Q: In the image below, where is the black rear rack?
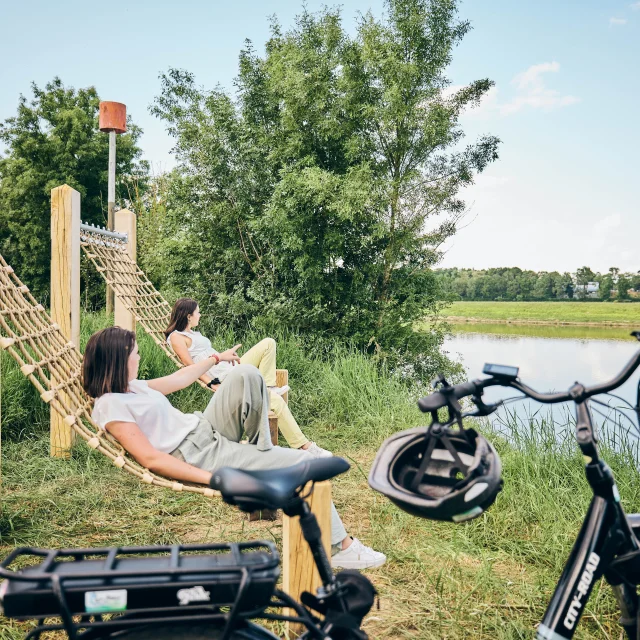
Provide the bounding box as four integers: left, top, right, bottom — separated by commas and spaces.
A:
0, 541, 283, 640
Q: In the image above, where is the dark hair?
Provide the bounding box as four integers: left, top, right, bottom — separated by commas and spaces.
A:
164, 298, 199, 339
83, 327, 136, 398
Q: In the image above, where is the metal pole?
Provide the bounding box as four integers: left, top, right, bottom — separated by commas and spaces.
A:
106, 130, 116, 314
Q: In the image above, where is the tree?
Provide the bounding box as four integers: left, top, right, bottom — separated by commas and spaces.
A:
599, 275, 613, 301
533, 272, 554, 300
0, 78, 147, 301
151, 0, 499, 357
617, 274, 632, 301
574, 266, 595, 299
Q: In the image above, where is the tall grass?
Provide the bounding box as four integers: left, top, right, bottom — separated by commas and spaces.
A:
2, 313, 640, 638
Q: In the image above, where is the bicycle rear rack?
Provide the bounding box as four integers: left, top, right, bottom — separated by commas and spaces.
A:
0, 541, 282, 640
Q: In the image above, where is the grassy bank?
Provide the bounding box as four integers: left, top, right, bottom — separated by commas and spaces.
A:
2, 316, 640, 638
450, 322, 637, 341
445, 301, 640, 326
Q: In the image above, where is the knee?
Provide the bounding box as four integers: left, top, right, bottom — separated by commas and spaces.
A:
263, 337, 276, 351
226, 363, 262, 384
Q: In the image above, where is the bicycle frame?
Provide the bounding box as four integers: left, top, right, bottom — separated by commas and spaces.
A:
537, 400, 640, 640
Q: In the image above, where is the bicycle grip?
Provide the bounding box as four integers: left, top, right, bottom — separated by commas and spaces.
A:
417, 380, 478, 413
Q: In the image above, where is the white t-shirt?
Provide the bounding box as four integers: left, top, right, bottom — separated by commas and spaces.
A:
91, 379, 199, 454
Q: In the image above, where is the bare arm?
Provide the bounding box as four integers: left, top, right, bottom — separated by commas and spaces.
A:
147, 357, 221, 396
105, 420, 212, 485
170, 333, 215, 386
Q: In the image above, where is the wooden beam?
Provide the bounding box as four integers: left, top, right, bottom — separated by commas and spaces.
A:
50, 185, 81, 457
283, 481, 332, 638
114, 208, 137, 333
276, 368, 289, 404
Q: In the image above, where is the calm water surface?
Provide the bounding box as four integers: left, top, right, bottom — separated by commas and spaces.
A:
444, 324, 640, 441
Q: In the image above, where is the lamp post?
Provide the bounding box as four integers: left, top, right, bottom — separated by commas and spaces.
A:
99, 101, 127, 315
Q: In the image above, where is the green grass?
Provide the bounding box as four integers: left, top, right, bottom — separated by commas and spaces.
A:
2, 314, 640, 638
450, 322, 637, 341
445, 301, 640, 325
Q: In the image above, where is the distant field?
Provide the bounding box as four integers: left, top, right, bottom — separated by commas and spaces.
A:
445, 301, 640, 325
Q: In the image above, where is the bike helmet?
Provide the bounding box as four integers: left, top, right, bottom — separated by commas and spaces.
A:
368, 424, 502, 522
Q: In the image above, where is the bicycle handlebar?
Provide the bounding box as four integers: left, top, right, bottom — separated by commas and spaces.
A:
418, 340, 640, 413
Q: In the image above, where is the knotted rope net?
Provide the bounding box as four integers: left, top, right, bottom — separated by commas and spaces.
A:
80, 226, 185, 370
0, 252, 217, 497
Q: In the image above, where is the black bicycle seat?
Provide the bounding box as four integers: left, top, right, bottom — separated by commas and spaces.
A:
210, 457, 350, 512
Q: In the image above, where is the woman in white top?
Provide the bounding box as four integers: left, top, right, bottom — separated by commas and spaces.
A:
165, 298, 330, 458
83, 326, 386, 570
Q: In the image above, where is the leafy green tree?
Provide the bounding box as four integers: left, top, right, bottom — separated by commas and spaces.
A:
151, 0, 499, 358
599, 276, 613, 301
0, 78, 147, 301
617, 274, 632, 301
533, 273, 554, 300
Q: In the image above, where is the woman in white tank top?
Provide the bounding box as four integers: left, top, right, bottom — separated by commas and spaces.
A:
165, 298, 331, 459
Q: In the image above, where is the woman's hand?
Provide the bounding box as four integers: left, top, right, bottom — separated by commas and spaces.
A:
218, 344, 242, 365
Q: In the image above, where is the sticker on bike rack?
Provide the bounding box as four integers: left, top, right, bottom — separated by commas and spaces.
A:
177, 586, 211, 605
85, 589, 128, 613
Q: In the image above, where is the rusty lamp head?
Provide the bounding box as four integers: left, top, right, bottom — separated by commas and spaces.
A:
99, 102, 127, 134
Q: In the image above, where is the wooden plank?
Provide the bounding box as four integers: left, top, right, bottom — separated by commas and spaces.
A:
269, 413, 278, 445
283, 481, 331, 638
50, 185, 80, 457
114, 208, 137, 332
276, 368, 289, 404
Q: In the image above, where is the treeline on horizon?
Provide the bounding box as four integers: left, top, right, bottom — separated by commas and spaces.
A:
437, 267, 640, 302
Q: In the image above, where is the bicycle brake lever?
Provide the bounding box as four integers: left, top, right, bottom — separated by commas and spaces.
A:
462, 398, 504, 418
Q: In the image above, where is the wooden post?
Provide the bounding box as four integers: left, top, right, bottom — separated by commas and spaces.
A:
276, 368, 289, 404
114, 208, 136, 332
283, 481, 332, 639
51, 185, 80, 457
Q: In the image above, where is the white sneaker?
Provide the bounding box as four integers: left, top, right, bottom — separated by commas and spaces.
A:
331, 537, 386, 570
268, 385, 290, 396
303, 442, 333, 458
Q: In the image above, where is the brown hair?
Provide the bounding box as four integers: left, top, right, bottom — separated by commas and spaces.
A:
164, 298, 199, 339
83, 327, 136, 398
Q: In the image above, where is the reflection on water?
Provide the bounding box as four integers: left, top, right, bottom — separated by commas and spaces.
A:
445, 325, 640, 447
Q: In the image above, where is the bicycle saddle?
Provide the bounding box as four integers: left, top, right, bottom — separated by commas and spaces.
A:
210, 457, 350, 512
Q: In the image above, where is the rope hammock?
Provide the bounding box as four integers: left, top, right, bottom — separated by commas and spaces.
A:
0, 253, 217, 498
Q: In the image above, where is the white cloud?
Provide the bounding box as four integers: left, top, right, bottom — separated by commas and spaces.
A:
443, 63, 578, 120
593, 212, 622, 235
499, 62, 580, 115
609, 17, 628, 25
629, 2, 640, 10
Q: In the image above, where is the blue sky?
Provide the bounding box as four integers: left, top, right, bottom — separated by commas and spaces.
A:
1, 0, 638, 274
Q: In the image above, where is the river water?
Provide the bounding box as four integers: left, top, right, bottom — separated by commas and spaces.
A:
444, 323, 640, 447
